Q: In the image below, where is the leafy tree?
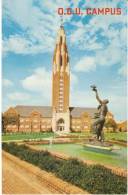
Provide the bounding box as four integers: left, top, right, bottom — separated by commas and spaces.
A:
105, 118, 117, 132
2, 114, 20, 132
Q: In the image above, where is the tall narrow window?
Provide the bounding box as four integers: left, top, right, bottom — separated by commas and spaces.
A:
60, 36, 62, 44
60, 55, 62, 66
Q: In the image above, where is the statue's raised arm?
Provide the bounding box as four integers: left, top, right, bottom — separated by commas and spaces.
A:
95, 90, 102, 104
90, 85, 102, 104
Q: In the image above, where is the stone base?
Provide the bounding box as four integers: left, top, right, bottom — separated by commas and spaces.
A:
86, 138, 113, 147
83, 138, 114, 152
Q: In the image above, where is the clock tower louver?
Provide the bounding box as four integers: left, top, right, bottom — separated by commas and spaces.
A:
52, 25, 70, 132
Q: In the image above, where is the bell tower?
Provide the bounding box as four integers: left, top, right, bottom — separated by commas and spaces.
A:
52, 24, 70, 133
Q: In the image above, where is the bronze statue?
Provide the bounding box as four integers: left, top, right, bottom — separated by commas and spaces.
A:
91, 85, 109, 142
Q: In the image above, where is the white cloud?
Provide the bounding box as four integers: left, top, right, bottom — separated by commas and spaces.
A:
71, 90, 96, 107
21, 66, 79, 103
95, 47, 122, 67
70, 72, 78, 85
3, 79, 13, 87
3, 34, 54, 54
74, 56, 96, 72
69, 0, 127, 75
73, 32, 126, 73
3, 0, 72, 54
21, 67, 52, 101
118, 65, 127, 77
108, 94, 127, 121
3, 35, 32, 54
7, 92, 30, 101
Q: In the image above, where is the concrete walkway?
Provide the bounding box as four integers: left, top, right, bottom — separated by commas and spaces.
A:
2, 153, 59, 194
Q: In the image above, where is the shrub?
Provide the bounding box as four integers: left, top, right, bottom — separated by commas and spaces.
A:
56, 158, 87, 186
38, 155, 63, 172
2, 143, 127, 194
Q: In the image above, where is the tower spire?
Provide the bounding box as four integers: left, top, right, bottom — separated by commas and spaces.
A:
60, 15, 64, 28
52, 24, 70, 133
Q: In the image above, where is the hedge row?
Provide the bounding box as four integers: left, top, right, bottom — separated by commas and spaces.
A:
2, 142, 127, 194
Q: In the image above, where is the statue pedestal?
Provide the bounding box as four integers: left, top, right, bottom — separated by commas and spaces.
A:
83, 138, 113, 153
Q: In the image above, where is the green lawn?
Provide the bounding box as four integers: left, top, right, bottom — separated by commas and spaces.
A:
105, 132, 127, 141
2, 132, 54, 141
70, 132, 127, 141
2, 131, 127, 142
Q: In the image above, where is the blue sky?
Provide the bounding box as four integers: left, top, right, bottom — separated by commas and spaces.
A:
2, 0, 127, 121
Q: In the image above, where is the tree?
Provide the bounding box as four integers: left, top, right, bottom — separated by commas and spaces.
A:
2, 114, 20, 133
105, 119, 117, 132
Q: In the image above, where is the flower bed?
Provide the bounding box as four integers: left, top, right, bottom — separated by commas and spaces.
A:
2, 142, 127, 194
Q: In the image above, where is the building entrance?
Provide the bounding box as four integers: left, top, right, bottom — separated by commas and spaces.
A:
57, 118, 64, 131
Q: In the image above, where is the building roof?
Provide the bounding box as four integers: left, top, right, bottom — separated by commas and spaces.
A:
70, 107, 97, 118
14, 105, 97, 118
15, 105, 52, 117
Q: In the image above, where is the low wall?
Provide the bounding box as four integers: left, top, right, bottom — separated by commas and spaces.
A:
3, 151, 88, 194
27, 139, 75, 145
109, 140, 127, 147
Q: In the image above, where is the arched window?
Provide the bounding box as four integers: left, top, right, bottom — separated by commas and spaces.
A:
57, 118, 64, 124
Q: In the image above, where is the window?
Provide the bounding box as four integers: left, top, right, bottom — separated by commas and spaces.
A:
59, 96, 63, 99
20, 125, 24, 128
60, 36, 62, 44
33, 125, 38, 128
60, 55, 62, 66
7, 125, 11, 128
47, 125, 51, 128
25, 125, 29, 128
33, 119, 38, 122
84, 125, 88, 128
41, 125, 45, 128
59, 97, 63, 100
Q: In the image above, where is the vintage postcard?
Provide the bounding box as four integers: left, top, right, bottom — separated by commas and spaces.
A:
2, 0, 127, 194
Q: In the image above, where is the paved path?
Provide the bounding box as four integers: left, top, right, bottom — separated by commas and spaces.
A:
2, 153, 58, 194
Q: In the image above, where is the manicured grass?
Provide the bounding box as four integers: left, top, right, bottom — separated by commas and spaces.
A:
2, 132, 54, 141
69, 132, 127, 141
104, 132, 127, 141
2, 131, 127, 142
69, 132, 91, 137
70, 132, 127, 141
